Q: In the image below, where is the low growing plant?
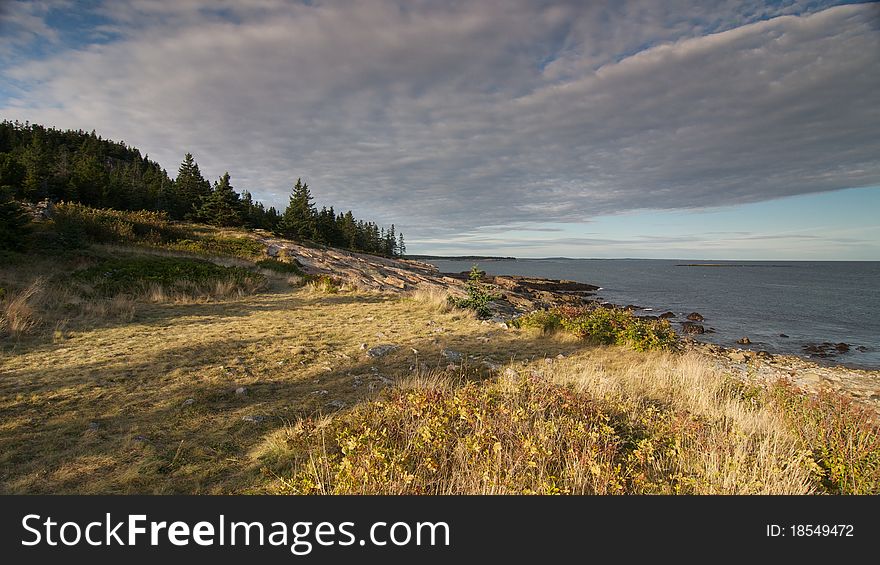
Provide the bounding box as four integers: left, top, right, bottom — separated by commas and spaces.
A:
450, 265, 500, 319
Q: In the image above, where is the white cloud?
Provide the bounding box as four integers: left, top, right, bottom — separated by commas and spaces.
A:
1, 1, 878, 243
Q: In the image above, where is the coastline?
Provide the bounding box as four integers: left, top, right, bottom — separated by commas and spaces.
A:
255, 240, 880, 417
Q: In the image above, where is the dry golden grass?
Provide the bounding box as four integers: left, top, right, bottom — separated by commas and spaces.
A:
0, 255, 582, 493
405, 284, 455, 312
1, 240, 868, 495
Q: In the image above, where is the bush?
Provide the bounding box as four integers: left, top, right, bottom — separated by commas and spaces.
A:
0, 189, 31, 250
70, 255, 265, 297
511, 304, 677, 351
768, 380, 880, 494
304, 274, 342, 294
451, 265, 500, 318
256, 257, 305, 275
512, 310, 562, 333
51, 203, 180, 247
166, 236, 265, 259
279, 373, 690, 495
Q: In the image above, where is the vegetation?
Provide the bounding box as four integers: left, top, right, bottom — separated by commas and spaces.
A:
450, 265, 500, 318
255, 258, 305, 275
0, 120, 406, 257
70, 255, 265, 297
766, 380, 880, 495
167, 235, 266, 259
0, 187, 30, 250
514, 305, 677, 351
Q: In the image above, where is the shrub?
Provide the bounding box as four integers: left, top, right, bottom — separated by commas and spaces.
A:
451, 265, 500, 319
513, 310, 562, 333
256, 257, 305, 275
304, 274, 342, 294
511, 305, 677, 351
51, 203, 181, 247
278, 373, 694, 495
0, 189, 31, 250
69, 255, 265, 298
767, 379, 880, 494
166, 236, 265, 259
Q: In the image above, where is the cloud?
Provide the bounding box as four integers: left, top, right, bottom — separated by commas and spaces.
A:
1, 1, 878, 243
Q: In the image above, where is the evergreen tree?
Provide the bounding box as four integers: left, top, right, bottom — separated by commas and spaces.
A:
277, 178, 316, 241
397, 233, 406, 257
194, 172, 243, 226
21, 133, 49, 200
174, 153, 211, 219
0, 187, 30, 250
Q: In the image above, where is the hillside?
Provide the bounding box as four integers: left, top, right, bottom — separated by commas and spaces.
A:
1, 209, 879, 494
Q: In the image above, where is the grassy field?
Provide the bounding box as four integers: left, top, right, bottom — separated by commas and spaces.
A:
2, 225, 878, 494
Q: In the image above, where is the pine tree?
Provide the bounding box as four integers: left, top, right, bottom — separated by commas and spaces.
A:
0, 187, 30, 250
277, 178, 316, 241
397, 233, 406, 257
194, 172, 244, 226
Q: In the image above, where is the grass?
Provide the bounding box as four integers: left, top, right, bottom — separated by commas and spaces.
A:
70, 255, 265, 297
1, 222, 877, 494
264, 351, 816, 494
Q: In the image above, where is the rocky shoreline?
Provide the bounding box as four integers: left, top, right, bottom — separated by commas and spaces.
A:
252, 234, 880, 416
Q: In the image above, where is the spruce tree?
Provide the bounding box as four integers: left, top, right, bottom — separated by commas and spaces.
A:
277, 178, 316, 241
0, 187, 30, 250
194, 172, 244, 226
397, 233, 406, 257
174, 153, 211, 219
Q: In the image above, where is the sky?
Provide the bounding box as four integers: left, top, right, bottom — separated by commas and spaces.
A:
1, 0, 878, 259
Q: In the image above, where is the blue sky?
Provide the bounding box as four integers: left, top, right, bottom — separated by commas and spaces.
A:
1, 0, 878, 259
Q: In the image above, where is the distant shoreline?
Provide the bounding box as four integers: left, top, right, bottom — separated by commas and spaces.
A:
408, 255, 517, 261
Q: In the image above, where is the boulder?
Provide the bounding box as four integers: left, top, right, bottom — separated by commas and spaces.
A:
659, 311, 676, 319
367, 344, 398, 358
686, 312, 704, 322
679, 321, 705, 335
441, 349, 463, 363
736, 336, 751, 345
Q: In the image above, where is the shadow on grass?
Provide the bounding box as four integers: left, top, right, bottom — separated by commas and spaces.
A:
0, 326, 595, 494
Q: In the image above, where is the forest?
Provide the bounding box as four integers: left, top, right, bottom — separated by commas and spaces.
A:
0, 120, 404, 257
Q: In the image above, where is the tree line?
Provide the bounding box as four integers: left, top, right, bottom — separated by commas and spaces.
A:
0, 120, 405, 257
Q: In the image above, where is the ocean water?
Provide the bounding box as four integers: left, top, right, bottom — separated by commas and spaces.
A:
426, 259, 880, 369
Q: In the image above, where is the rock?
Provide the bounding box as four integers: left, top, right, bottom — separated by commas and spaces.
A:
659, 311, 676, 319
556, 353, 566, 359
480, 360, 501, 371
235, 387, 248, 396
736, 337, 751, 345
242, 415, 267, 423
326, 400, 346, 410
367, 344, 398, 358
686, 312, 704, 322
728, 351, 747, 363
359, 343, 368, 350
441, 348, 463, 363
779, 333, 789, 338
679, 321, 705, 334
233, 356, 245, 365
132, 435, 150, 443
311, 390, 329, 396
503, 368, 518, 378
835, 343, 850, 353
182, 398, 195, 406
383, 276, 407, 289
266, 244, 282, 257
88, 422, 101, 431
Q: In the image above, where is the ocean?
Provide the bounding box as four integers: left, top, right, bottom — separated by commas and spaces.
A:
425, 259, 880, 369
